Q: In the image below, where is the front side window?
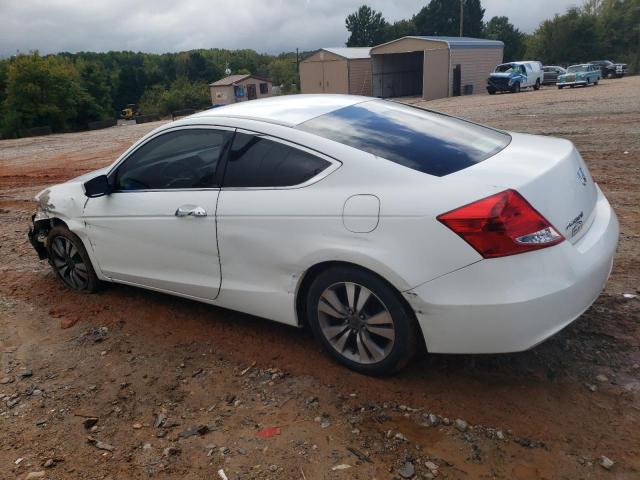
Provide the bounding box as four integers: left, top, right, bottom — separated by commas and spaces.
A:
114, 129, 232, 190
297, 100, 511, 177
223, 133, 330, 188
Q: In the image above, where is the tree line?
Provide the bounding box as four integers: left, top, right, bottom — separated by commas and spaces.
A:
1, 0, 637, 138
0, 49, 300, 138
346, 0, 639, 70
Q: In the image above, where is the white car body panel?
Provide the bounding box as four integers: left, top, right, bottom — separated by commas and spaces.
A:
31, 94, 619, 355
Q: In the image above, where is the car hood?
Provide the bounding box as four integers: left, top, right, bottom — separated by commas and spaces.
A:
489, 72, 517, 79
33, 168, 107, 221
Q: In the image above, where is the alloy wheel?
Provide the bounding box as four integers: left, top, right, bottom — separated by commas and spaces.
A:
50, 236, 90, 290
317, 282, 395, 364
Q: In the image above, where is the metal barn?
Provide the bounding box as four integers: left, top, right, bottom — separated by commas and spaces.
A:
299, 48, 372, 96
370, 36, 504, 100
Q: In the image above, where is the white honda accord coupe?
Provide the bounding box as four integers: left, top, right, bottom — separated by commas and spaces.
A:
28, 95, 618, 375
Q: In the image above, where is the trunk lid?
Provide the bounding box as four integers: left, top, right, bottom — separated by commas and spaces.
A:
456, 132, 598, 244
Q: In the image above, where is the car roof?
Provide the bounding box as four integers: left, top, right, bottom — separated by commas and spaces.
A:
190, 94, 371, 127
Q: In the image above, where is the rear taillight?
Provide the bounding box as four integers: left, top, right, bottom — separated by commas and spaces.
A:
437, 189, 564, 258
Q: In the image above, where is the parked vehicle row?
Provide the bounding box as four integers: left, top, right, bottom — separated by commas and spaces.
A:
488, 58, 627, 94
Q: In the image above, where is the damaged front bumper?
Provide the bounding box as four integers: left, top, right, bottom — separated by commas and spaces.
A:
28, 213, 49, 260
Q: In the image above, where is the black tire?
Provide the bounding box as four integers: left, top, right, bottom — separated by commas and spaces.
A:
487, 88, 496, 95
46, 226, 100, 293
511, 83, 521, 93
558, 85, 563, 89
533, 79, 541, 90
594, 79, 599, 85
306, 266, 418, 376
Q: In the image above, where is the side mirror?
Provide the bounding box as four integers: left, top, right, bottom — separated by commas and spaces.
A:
84, 175, 111, 198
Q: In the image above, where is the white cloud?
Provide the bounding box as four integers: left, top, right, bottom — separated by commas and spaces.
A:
0, 0, 584, 57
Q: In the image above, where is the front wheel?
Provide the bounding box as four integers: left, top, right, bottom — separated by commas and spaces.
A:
533, 79, 541, 90
511, 83, 521, 93
306, 266, 418, 375
46, 226, 100, 293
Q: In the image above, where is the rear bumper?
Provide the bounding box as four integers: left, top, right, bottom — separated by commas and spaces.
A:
404, 185, 618, 354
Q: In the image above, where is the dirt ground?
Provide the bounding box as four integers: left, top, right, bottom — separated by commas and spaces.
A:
1, 76, 639, 480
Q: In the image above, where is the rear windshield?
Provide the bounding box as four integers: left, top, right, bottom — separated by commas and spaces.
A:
297, 100, 510, 177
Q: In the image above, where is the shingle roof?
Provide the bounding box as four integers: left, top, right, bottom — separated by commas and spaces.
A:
322, 47, 371, 59
209, 74, 271, 87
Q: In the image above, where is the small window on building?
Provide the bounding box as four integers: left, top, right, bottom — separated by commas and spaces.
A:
259, 83, 269, 94
223, 133, 331, 188
234, 85, 245, 97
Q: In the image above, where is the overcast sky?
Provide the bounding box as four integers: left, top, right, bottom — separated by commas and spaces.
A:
0, 0, 583, 57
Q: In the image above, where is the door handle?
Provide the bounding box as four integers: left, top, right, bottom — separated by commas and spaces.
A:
175, 205, 207, 217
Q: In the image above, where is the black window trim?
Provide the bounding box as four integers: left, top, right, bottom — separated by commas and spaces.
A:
105, 125, 236, 193
218, 128, 341, 191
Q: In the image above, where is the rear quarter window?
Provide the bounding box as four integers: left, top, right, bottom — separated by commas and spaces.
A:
297, 100, 510, 177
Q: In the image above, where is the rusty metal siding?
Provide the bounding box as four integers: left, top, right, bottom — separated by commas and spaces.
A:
348, 58, 372, 96
449, 48, 503, 95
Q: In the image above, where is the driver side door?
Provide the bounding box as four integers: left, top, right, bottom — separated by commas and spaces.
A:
83, 126, 234, 300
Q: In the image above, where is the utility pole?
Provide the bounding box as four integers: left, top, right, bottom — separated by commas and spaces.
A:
459, 0, 464, 37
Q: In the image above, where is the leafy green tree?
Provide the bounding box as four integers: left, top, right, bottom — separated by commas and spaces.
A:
526, 7, 600, 64
1, 52, 84, 136
483, 16, 527, 61
596, 0, 640, 71
269, 57, 298, 92
139, 77, 210, 116
414, 0, 485, 37
345, 5, 388, 46
384, 19, 417, 40
76, 59, 113, 121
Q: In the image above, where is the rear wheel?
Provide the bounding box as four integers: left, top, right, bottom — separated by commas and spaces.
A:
46, 226, 100, 293
533, 79, 541, 90
487, 87, 496, 95
558, 85, 564, 89
306, 266, 418, 375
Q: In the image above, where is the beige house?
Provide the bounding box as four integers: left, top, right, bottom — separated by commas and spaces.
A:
370, 36, 503, 100
209, 74, 272, 106
300, 48, 372, 96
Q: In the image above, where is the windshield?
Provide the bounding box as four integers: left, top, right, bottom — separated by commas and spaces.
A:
567, 65, 587, 73
495, 64, 518, 73
297, 100, 511, 177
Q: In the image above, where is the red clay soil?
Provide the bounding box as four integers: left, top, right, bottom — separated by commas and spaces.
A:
0, 77, 638, 479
